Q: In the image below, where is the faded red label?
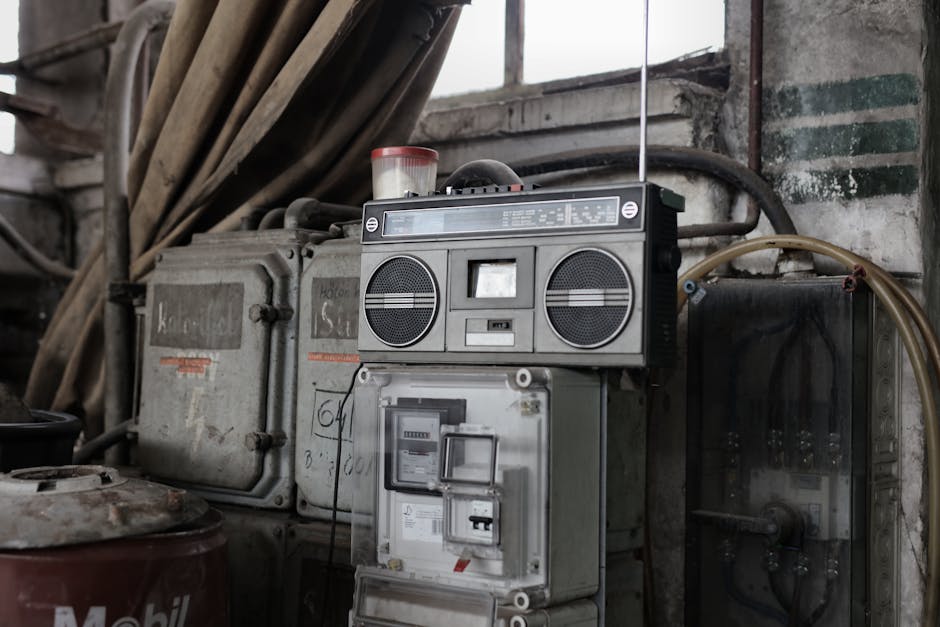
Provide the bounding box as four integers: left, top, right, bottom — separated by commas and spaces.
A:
307, 352, 360, 363
159, 356, 213, 375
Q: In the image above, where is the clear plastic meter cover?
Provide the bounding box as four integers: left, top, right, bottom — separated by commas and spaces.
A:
351, 372, 382, 566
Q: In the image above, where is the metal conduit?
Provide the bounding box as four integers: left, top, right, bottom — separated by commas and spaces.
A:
103, 0, 175, 465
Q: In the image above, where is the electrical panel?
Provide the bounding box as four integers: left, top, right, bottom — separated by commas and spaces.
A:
686, 279, 898, 626
137, 229, 328, 509
350, 365, 602, 625
294, 224, 363, 520
357, 183, 683, 367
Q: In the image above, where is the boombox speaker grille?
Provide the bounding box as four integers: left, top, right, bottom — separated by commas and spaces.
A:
365, 256, 438, 347
545, 248, 633, 348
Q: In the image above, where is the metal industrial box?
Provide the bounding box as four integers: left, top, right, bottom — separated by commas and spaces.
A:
351, 365, 601, 622
219, 505, 355, 627
686, 279, 899, 626
295, 223, 363, 520
137, 229, 327, 509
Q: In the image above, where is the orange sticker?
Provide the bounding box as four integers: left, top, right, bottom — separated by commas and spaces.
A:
307, 352, 360, 363
159, 356, 213, 375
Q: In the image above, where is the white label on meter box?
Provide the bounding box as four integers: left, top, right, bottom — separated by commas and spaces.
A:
401, 503, 443, 543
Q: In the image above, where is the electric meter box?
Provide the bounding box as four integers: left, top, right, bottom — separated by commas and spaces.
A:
295, 223, 363, 519
686, 279, 892, 627
137, 229, 327, 509
350, 365, 601, 613
357, 183, 683, 368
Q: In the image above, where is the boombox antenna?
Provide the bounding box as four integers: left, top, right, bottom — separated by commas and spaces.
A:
638, 0, 650, 182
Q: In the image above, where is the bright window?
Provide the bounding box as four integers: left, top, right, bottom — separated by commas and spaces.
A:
432, 0, 506, 97
0, 1, 18, 154
432, 0, 725, 97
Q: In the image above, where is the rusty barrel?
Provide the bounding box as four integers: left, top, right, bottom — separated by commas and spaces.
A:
0, 466, 229, 627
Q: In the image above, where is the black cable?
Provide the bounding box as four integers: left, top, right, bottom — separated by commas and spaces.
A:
807, 308, 840, 435
728, 317, 800, 432
509, 145, 799, 237
320, 364, 363, 627
788, 569, 804, 627
440, 159, 523, 190
722, 559, 789, 625
806, 575, 835, 625
767, 311, 808, 436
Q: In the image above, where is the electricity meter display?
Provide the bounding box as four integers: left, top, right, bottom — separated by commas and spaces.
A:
384, 400, 466, 493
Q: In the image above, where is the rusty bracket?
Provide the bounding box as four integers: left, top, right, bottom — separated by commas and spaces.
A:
107, 281, 146, 304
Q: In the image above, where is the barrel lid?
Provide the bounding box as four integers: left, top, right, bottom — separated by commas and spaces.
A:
0, 465, 208, 550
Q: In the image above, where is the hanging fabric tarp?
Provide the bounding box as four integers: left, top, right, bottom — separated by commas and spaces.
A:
25, 0, 462, 434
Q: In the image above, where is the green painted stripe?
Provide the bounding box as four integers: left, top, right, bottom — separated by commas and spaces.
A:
765, 74, 920, 119
764, 119, 918, 164
768, 165, 918, 204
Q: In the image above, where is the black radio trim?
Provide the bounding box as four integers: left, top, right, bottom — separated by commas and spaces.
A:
361, 184, 649, 244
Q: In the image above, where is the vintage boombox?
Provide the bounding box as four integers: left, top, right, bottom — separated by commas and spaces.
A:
357, 182, 683, 367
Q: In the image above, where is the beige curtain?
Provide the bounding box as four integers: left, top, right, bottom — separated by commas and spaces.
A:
26, 0, 462, 434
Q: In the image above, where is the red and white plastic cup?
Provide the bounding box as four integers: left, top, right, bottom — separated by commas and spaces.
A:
371, 146, 439, 199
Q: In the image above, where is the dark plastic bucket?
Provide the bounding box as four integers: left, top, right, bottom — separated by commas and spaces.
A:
0, 410, 82, 472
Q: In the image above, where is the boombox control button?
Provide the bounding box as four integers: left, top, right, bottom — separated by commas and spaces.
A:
657, 245, 682, 272
365, 216, 379, 232
621, 201, 640, 220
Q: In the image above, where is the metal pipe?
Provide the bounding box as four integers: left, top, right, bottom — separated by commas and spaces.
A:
745, 0, 765, 228
73, 419, 132, 464
0, 21, 124, 76
283, 197, 362, 230
748, 0, 764, 177
103, 0, 175, 466
638, 0, 650, 182
0, 212, 75, 280
503, 0, 524, 86
257, 207, 286, 230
